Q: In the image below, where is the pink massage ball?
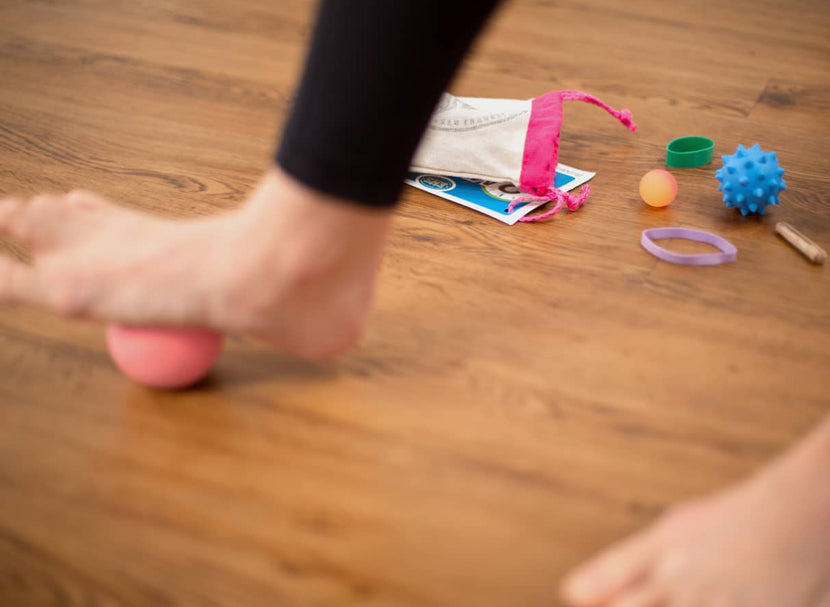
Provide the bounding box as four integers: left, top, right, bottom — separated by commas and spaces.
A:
106, 324, 224, 390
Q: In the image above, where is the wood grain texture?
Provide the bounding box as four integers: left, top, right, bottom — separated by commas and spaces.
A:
1, 0, 828, 605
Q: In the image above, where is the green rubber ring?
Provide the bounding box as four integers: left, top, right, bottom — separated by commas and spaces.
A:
666, 136, 715, 168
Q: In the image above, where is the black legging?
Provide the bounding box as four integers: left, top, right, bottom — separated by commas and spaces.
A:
276, 0, 503, 207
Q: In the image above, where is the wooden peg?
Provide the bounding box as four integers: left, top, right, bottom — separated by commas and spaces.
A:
775, 222, 826, 265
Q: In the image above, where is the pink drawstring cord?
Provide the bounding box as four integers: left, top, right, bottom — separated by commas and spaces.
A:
507, 184, 591, 222
559, 90, 638, 132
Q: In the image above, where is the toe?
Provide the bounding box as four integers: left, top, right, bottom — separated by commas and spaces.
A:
0, 198, 24, 236
561, 531, 659, 606
65, 189, 105, 211
0, 194, 93, 250
0, 195, 56, 248
0, 255, 37, 305
0, 256, 92, 316
608, 582, 666, 607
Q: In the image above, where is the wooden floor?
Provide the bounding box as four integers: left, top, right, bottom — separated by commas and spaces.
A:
1, 1, 829, 605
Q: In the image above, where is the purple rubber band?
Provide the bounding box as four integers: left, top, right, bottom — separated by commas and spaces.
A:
641, 228, 737, 266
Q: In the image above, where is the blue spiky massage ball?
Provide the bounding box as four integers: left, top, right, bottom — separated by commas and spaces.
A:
715, 143, 786, 216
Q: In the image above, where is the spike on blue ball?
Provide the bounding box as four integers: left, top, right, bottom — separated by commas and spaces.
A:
716, 143, 786, 216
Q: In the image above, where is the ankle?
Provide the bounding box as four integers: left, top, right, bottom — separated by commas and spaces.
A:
217, 166, 391, 355
243, 166, 392, 268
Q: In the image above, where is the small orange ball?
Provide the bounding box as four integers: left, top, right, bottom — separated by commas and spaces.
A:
639, 169, 678, 207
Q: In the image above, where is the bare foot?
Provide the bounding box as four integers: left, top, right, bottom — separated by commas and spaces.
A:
0, 167, 392, 358
562, 417, 830, 607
